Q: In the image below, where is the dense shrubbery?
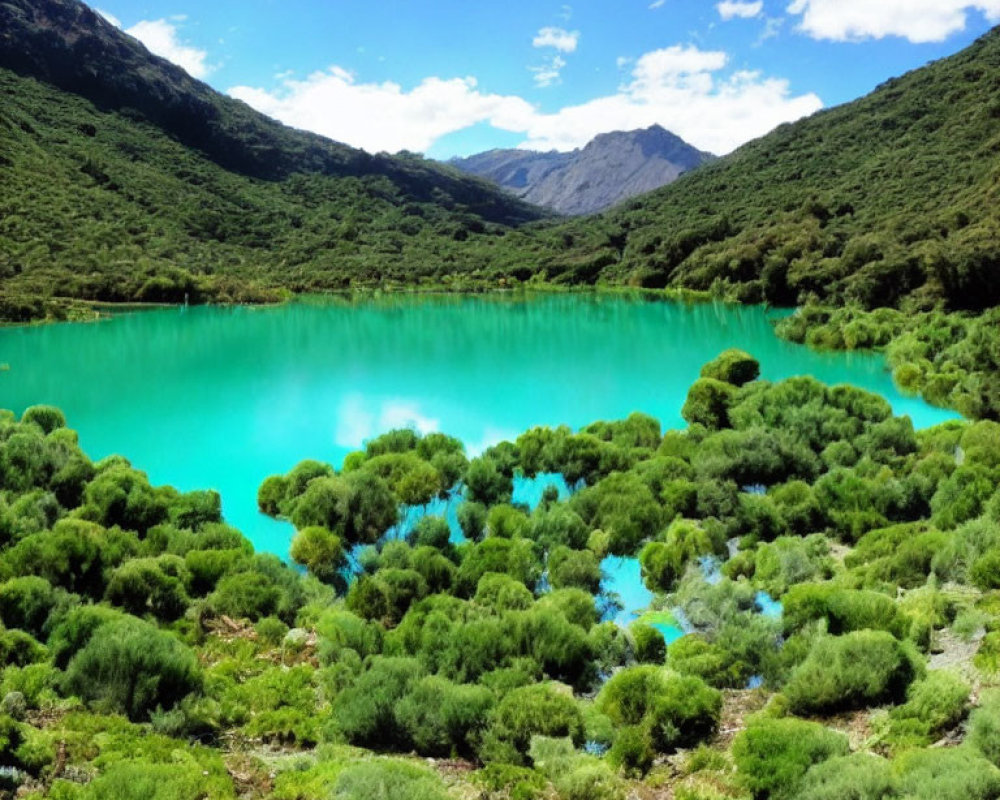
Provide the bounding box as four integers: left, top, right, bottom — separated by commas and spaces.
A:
776, 306, 1000, 420
0, 361, 999, 796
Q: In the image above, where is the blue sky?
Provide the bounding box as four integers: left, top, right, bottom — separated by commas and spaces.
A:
93, 1, 1000, 158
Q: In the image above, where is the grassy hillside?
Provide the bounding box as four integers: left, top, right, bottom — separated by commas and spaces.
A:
4, 2, 1000, 321
0, 0, 547, 319
532, 28, 1000, 311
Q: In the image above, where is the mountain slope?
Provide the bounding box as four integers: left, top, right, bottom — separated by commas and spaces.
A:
533, 29, 1000, 311
0, 0, 547, 315
450, 126, 714, 215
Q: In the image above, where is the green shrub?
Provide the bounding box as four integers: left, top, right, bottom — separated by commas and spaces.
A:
0, 577, 64, 638
640, 520, 716, 592
362, 452, 444, 506
79, 760, 226, 800
0, 630, 46, 669
290, 472, 398, 545
474, 573, 534, 611
83, 465, 168, 534
548, 547, 602, 594
21, 406, 66, 435
104, 557, 190, 621
555, 760, 625, 800
682, 379, 736, 430
596, 667, 721, 753
207, 571, 281, 621
332, 760, 449, 800
753, 536, 832, 597
896, 748, 1000, 800
1, 664, 57, 710
483, 684, 584, 763
475, 763, 548, 800
796, 753, 896, 800
782, 586, 909, 640
784, 631, 923, 714
254, 616, 290, 647
62, 618, 202, 721
732, 717, 848, 800
256, 475, 289, 516
667, 635, 738, 688
879, 671, 969, 750
327, 657, 424, 750
608, 724, 655, 776
969, 689, 1000, 767
701, 350, 761, 388
571, 473, 664, 557
631, 622, 666, 664
396, 675, 494, 758
289, 527, 345, 583
456, 538, 539, 596
465, 457, 513, 507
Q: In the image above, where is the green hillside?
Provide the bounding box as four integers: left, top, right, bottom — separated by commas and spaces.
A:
533, 28, 1000, 311
0, 0, 547, 320
4, 0, 1000, 320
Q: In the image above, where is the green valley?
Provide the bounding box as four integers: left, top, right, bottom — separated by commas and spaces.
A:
3, 1, 1000, 799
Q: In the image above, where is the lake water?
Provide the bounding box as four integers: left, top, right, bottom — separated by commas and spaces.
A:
0, 293, 959, 557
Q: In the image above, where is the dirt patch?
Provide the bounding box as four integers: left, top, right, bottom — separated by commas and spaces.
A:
715, 689, 771, 748
929, 626, 985, 686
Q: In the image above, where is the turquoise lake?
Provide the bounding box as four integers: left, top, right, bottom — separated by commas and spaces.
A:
0, 293, 959, 559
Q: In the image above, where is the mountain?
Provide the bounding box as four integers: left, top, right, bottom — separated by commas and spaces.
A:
532, 28, 1000, 311
4, 0, 1000, 320
0, 0, 546, 318
450, 126, 714, 215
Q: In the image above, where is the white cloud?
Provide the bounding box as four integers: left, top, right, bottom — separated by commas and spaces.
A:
229, 70, 538, 153
532, 26, 580, 53
756, 16, 785, 44
515, 48, 823, 154
717, 1, 764, 20
125, 18, 212, 78
229, 43, 822, 157
531, 55, 567, 87
649, 0, 667, 8
787, 0, 1000, 43
95, 8, 121, 27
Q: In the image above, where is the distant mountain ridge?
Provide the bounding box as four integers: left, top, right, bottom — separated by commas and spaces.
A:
450, 126, 714, 215
529, 26, 1000, 312
0, 0, 542, 222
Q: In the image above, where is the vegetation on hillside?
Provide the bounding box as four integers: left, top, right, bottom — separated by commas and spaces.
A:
0, 357, 998, 798
774, 306, 1000, 421
0, 66, 552, 320
4, 6, 1000, 322
532, 28, 1000, 312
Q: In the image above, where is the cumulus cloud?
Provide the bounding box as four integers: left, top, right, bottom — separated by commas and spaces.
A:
787, 0, 1000, 43
125, 17, 213, 78
517, 48, 823, 154
532, 26, 580, 53
229, 70, 538, 154
229, 43, 822, 156
717, 1, 764, 20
